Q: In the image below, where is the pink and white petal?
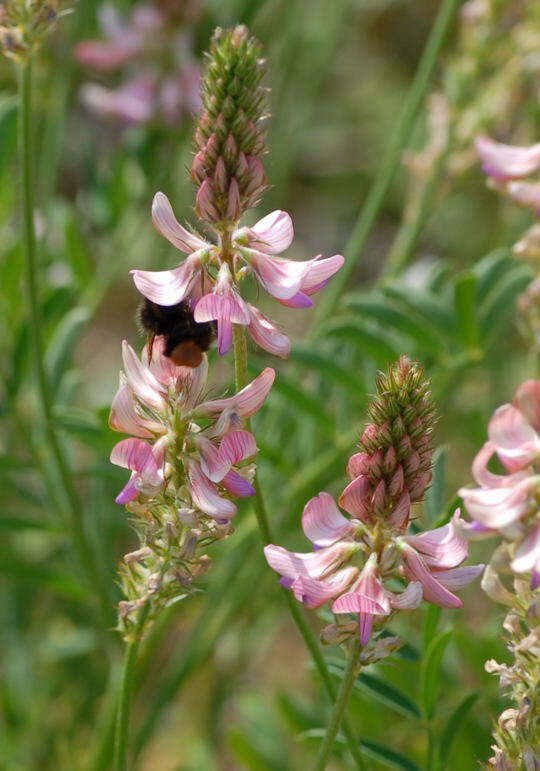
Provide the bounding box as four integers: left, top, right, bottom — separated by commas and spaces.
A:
401, 545, 462, 609
454, 518, 496, 540
301, 491, 352, 547
194, 291, 250, 325
247, 305, 290, 358
219, 430, 258, 466
121, 341, 165, 411
331, 592, 389, 616
388, 492, 411, 527
488, 404, 540, 468
248, 210, 294, 254
151, 192, 208, 253
514, 380, 540, 434
187, 460, 237, 520
347, 452, 370, 480
475, 136, 540, 180
472, 441, 530, 488
300, 254, 345, 294
511, 523, 540, 574
263, 541, 355, 581
220, 469, 256, 498
110, 438, 161, 488
405, 513, 469, 569
339, 475, 371, 521
142, 336, 185, 386
287, 567, 359, 609
131, 256, 201, 306
433, 564, 485, 591
276, 292, 314, 309
249, 251, 315, 300
183, 356, 209, 411
458, 478, 536, 529
115, 474, 140, 505
197, 367, 275, 419
109, 384, 161, 438
389, 581, 423, 610
197, 436, 230, 482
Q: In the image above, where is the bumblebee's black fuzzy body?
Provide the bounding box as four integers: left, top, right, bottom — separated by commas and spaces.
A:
138, 299, 215, 367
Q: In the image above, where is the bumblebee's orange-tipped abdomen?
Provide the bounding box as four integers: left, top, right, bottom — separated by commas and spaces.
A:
169, 341, 204, 368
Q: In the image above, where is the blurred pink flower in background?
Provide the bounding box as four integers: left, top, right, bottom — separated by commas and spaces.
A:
459, 379, 540, 587
131, 192, 344, 357
75, 3, 201, 127
476, 135, 540, 215
109, 337, 274, 519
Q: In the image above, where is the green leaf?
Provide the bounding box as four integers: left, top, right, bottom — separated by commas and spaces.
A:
355, 672, 421, 719
420, 629, 453, 719
359, 739, 421, 770
269, 374, 335, 429
325, 318, 400, 366
46, 307, 90, 384
422, 604, 441, 652
289, 343, 361, 395
437, 693, 478, 766
424, 445, 448, 523
473, 248, 514, 302
385, 285, 455, 338
64, 216, 94, 288
454, 271, 479, 349
478, 267, 531, 341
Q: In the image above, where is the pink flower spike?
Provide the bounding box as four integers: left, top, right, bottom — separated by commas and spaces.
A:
339, 475, 371, 521
151, 192, 208, 253
475, 136, 540, 180
301, 491, 353, 548
247, 210, 294, 254
287, 567, 359, 609
264, 541, 356, 582
514, 380, 540, 433
433, 564, 485, 591
389, 581, 423, 610
247, 305, 291, 358
404, 513, 469, 569
121, 341, 166, 411
511, 523, 540, 574
400, 543, 462, 609
221, 469, 255, 498
187, 460, 237, 520
488, 404, 540, 470
131, 253, 202, 306
459, 478, 537, 529
197, 367, 275, 419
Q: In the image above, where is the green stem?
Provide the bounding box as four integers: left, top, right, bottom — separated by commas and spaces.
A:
311, 0, 461, 332
17, 60, 112, 626
113, 603, 150, 771
232, 326, 365, 770
312, 639, 363, 771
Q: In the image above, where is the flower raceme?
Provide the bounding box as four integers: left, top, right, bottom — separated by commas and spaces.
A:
264, 358, 483, 646
459, 379, 540, 588
131, 193, 344, 357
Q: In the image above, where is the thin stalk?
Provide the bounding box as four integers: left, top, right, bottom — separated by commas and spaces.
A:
17, 60, 112, 626
311, 0, 461, 332
232, 325, 365, 770
312, 638, 363, 771
113, 603, 150, 771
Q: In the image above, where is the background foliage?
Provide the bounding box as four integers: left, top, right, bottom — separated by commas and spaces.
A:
0, 0, 538, 768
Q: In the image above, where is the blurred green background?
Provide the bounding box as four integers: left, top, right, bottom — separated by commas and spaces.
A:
1, 0, 538, 768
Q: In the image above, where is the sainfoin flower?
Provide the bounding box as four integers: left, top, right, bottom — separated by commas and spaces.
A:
475, 135, 540, 215
75, 3, 201, 127
459, 379, 540, 588
264, 358, 483, 646
109, 337, 274, 634
131, 192, 344, 357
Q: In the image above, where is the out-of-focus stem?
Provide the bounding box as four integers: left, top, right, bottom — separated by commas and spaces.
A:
232, 325, 365, 769
17, 60, 112, 626
312, 638, 363, 771
113, 603, 150, 771
312, 0, 461, 332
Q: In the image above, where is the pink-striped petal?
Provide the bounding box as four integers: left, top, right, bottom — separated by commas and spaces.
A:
300, 254, 345, 294
388, 581, 423, 610
288, 568, 359, 609
219, 430, 258, 466
301, 491, 352, 547
514, 380, 540, 433
475, 136, 540, 180
196, 367, 275, 419
339, 475, 371, 521
182, 355, 209, 411
405, 513, 469, 569
401, 544, 462, 609
249, 251, 315, 300
220, 469, 255, 498
247, 305, 291, 358
197, 436, 229, 482
110, 437, 158, 476
472, 441, 530, 488
346, 452, 370, 479
247, 210, 294, 254
151, 192, 208, 253
488, 404, 540, 469
109, 383, 162, 438
121, 340, 165, 411
131, 254, 202, 306
264, 541, 357, 581
433, 564, 485, 591
459, 478, 536, 529
187, 460, 237, 520
511, 523, 540, 574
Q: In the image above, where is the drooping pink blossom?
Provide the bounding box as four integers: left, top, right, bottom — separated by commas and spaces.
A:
475, 136, 540, 181
109, 338, 274, 517
130, 192, 344, 356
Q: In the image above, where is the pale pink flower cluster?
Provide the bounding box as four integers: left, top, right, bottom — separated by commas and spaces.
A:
131, 192, 344, 357
75, 4, 201, 127
265, 463, 483, 645
459, 379, 540, 589
109, 336, 274, 519
475, 135, 540, 215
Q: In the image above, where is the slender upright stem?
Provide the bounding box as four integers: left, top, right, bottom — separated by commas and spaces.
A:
114, 604, 150, 771
312, 639, 363, 771
311, 0, 461, 332
232, 326, 365, 769
17, 60, 112, 625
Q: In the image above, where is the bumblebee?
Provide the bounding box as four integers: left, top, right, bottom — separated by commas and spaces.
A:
138, 298, 216, 368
